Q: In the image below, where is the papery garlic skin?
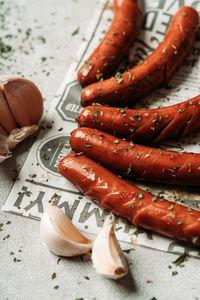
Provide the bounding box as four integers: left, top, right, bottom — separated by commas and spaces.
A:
40, 204, 91, 257
0, 125, 38, 163
92, 221, 128, 280
0, 133, 11, 162
0, 77, 43, 163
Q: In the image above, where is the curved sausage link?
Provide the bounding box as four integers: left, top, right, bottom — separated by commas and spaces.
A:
77, 0, 142, 87
81, 6, 199, 106
78, 95, 200, 144
58, 153, 200, 247
70, 127, 200, 186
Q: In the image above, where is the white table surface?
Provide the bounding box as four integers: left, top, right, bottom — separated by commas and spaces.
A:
0, 1, 199, 299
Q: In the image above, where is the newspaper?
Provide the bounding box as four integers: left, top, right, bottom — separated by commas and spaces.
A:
2, 0, 200, 257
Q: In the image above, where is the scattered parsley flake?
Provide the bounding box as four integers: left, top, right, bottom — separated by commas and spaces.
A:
168, 205, 174, 210
173, 165, 179, 170
115, 72, 123, 83
162, 47, 167, 53
134, 113, 141, 120
76, 152, 83, 156
54, 285, 59, 289
85, 143, 92, 148
37, 36, 46, 43
13, 257, 21, 262
192, 236, 199, 244
115, 227, 122, 231
172, 270, 178, 276
136, 192, 143, 199
177, 220, 182, 225
72, 27, 80, 36
18, 190, 32, 197
172, 253, 188, 266
51, 193, 58, 200
93, 109, 100, 117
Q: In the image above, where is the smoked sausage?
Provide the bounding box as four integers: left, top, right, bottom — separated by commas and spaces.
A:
81, 6, 199, 107
77, 0, 142, 86
70, 127, 200, 186
78, 95, 200, 144
58, 153, 200, 247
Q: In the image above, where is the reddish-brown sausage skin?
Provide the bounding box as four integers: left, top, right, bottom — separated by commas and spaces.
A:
70, 127, 200, 186
77, 0, 142, 86
81, 6, 199, 107
58, 153, 200, 247
78, 95, 200, 144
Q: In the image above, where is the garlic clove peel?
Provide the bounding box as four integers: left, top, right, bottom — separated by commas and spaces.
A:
0, 132, 11, 163
0, 77, 44, 163
1, 78, 43, 127
0, 125, 38, 163
40, 204, 91, 257
7, 125, 38, 149
92, 221, 128, 280
0, 87, 17, 133
0, 125, 8, 136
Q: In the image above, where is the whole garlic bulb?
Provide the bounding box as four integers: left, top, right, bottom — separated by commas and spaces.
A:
40, 204, 91, 257
0, 77, 43, 163
92, 221, 129, 280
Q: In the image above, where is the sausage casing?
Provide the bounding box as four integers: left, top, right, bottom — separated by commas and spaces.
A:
78, 95, 200, 143
77, 0, 142, 86
81, 6, 199, 106
58, 153, 200, 247
70, 127, 200, 186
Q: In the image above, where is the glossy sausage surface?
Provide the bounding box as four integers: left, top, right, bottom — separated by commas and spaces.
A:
77, 0, 142, 86
78, 95, 200, 143
58, 153, 200, 247
70, 127, 200, 186
81, 6, 199, 106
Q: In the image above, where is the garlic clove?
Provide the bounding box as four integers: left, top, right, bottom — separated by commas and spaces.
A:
0, 86, 17, 133
40, 204, 91, 257
2, 77, 43, 127
92, 221, 128, 280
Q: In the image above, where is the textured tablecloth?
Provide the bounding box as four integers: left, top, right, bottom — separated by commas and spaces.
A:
0, 1, 199, 299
